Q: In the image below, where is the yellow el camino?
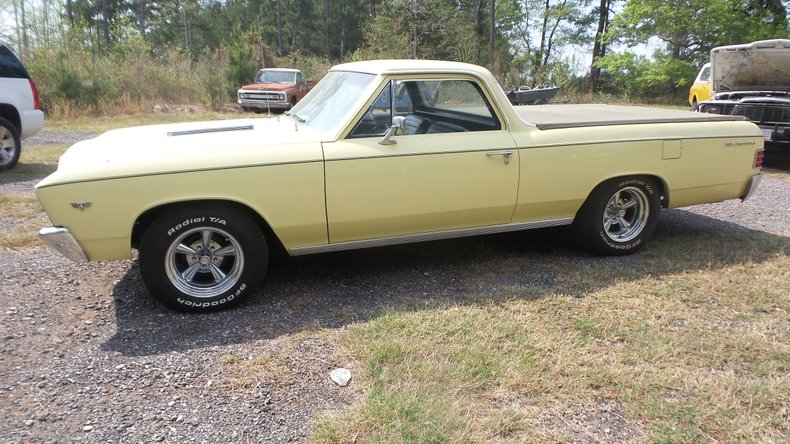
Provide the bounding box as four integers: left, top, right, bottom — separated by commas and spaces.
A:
36, 60, 764, 311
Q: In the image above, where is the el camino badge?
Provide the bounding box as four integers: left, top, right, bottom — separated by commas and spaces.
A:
71, 202, 92, 211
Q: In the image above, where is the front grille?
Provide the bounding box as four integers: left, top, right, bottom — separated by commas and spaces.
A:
240, 91, 283, 102
731, 104, 763, 121
731, 103, 790, 125
764, 106, 789, 125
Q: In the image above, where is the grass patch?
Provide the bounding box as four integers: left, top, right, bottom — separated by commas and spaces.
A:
0, 195, 48, 249
45, 110, 247, 133
311, 231, 789, 443
218, 352, 289, 391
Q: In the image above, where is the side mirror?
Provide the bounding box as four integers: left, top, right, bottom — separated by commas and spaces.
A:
379, 116, 407, 145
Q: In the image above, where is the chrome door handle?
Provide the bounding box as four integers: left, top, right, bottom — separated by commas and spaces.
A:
486, 151, 513, 165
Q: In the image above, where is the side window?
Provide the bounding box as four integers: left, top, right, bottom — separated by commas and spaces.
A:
348, 78, 500, 138
295, 72, 303, 84
699, 66, 711, 82
430, 80, 493, 118
349, 82, 396, 138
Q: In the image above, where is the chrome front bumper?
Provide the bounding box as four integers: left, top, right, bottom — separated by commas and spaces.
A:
741, 173, 763, 202
237, 99, 290, 110
38, 227, 89, 262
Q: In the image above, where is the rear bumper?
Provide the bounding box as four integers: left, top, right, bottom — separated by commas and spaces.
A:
741, 173, 763, 201
20, 109, 44, 140
38, 227, 89, 262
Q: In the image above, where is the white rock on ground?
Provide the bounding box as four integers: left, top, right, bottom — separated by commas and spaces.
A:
329, 368, 352, 387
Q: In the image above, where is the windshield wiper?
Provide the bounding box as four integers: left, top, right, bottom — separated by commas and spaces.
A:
285, 112, 306, 123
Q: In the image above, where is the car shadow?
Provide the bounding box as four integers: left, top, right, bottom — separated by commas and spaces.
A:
101, 209, 789, 357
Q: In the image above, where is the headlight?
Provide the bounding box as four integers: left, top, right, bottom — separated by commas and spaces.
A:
279, 93, 285, 101
701, 106, 721, 114
239, 93, 246, 99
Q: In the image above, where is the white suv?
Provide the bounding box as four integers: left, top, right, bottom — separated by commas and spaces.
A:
0, 43, 44, 170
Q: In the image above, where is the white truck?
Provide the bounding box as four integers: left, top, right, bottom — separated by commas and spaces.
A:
0, 43, 44, 170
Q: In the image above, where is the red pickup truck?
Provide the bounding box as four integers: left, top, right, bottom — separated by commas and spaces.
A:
237, 68, 316, 111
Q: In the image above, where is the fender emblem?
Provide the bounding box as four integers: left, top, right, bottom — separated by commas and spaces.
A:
725, 141, 756, 147
71, 202, 92, 211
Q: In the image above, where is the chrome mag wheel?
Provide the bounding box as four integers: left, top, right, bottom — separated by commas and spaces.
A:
164, 226, 245, 299
601, 186, 650, 242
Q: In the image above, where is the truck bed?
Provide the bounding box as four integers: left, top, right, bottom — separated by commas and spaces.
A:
514, 104, 747, 130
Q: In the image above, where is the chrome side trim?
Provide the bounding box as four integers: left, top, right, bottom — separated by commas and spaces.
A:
535, 114, 748, 130
167, 125, 254, 137
289, 218, 574, 256
38, 227, 89, 263
741, 173, 763, 201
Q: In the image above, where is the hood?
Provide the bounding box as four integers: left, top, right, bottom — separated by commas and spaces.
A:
36, 116, 325, 188
239, 83, 294, 92
711, 39, 790, 93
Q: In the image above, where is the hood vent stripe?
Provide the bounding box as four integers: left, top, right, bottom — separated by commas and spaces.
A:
167, 125, 254, 137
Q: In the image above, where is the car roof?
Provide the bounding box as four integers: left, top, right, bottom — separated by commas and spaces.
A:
330, 59, 492, 77
259, 68, 300, 72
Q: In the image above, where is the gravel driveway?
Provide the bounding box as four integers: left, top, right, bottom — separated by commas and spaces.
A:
1, 131, 788, 443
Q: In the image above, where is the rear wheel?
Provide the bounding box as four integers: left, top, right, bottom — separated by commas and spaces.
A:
139, 205, 268, 311
0, 117, 21, 171
573, 176, 661, 255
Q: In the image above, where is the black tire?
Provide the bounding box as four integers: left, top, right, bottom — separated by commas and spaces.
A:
139, 205, 268, 311
691, 99, 699, 112
573, 176, 661, 255
289, 97, 297, 109
0, 117, 21, 171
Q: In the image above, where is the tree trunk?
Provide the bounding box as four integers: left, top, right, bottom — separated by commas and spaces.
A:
473, 0, 483, 65
184, 1, 193, 64
65, 0, 75, 27
589, 0, 610, 91
101, 0, 110, 45
340, 1, 345, 59
324, 0, 331, 58
276, 0, 283, 55
19, 0, 29, 58
488, 0, 495, 72
369, 0, 376, 17
138, 0, 147, 38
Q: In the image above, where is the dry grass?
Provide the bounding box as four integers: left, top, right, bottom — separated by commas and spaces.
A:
219, 352, 289, 391
44, 109, 247, 134
0, 195, 49, 249
311, 229, 789, 443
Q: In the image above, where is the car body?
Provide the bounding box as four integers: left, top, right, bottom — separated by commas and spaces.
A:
697, 39, 790, 148
37, 60, 764, 311
688, 62, 711, 110
0, 43, 45, 170
237, 68, 317, 111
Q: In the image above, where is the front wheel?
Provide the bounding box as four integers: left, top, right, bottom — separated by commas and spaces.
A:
691, 99, 699, 112
573, 177, 661, 255
139, 205, 268, 311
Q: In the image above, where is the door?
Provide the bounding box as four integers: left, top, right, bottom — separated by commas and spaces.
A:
323, 78, 520, 243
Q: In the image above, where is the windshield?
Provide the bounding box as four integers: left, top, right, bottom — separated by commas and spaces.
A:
257, 70, 297, 83
288, 71, 376, 133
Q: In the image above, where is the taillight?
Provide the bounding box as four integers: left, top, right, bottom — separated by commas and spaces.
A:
29, 78, 41, 109
753, 149, 765, 169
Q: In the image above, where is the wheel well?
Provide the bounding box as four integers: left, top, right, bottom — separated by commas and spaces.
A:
131, 200, 288, 255
587, 175, 669, 209
0, 104, 21, 133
